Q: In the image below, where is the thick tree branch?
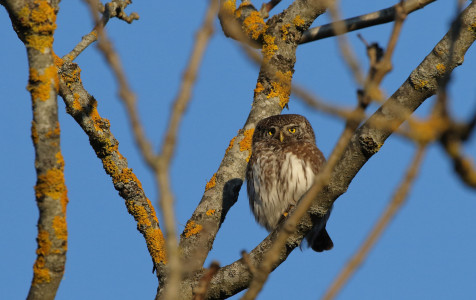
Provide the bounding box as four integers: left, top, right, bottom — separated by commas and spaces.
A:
2, 1, 67, 299
55, 58, 167, 280
300, 0, 436, 44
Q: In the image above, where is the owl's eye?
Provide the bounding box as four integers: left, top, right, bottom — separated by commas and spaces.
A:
268, 130, 273, 136
267, 128, 275, 136
288, 128, 296, 133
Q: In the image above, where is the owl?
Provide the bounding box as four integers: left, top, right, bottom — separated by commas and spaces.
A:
246, 114, 333, 252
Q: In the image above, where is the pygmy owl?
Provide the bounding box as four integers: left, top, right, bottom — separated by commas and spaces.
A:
246, 114, 333, 252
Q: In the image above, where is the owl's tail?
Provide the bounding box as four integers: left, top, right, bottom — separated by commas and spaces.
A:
307, 228, 334, 252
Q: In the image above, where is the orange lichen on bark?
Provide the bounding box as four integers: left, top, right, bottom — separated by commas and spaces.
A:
243, 11, 267, 40
240, 129, 254, 162
205, 173, 217, 191
31, 121, 39, 145
293, 15, 305, 27
262, 34, 278, 63
206, 209, 216, 216
19, 0, 57, 52
239, 129, 254, 152
32, 230, 51, 285
55, 151, 68, 214
28, 65, 58, 101
145, 227, 167, 264
52, 216, 67, 245
414, 79, 429, 90
281, 24, 291, 41
25, 35, 54, 53
436, 63, 446, 74
183, 221, 203, 238
53, 52, 64, 68
89, 100, 108, 132
267, 70, 293, 108
125, 200, 166, 264
45, 122, 60, 139
225, 136, 236, 155
221, 0, 236, 15
234, 1, 253, 18
468, 19, 476, 34
72, 93, 82, 111
254, 82, 264, 94
35, 168, 67, 202
127, 201, 152, 227
61, 64, 82, 87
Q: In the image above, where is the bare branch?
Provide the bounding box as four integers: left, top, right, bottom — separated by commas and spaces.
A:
323, 145, 426, 300
300, 0, 436, 44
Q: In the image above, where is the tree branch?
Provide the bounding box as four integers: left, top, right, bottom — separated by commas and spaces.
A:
1, 1, 68, 299
55, 58, 167, 280
300, 0, 436, 44
322, 145, 426, 300
62, 0, 139, 63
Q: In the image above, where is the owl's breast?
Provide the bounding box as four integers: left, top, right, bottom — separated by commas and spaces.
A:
246, 148, 316, 231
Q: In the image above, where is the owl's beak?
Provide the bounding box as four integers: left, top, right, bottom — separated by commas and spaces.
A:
279, 131, 284, 142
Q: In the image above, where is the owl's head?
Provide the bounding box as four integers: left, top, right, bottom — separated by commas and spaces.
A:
253, 114, 316, 145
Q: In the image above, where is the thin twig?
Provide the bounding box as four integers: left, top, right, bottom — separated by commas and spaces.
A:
157, 0, 219, 299
322, 145, 426, 300
300, 0, 436, 44
63, 0, 138, 63
241, 250, 257, 275
259, 0, 282, 19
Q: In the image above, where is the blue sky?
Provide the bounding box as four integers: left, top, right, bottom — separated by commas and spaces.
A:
1, 0, 475, 299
